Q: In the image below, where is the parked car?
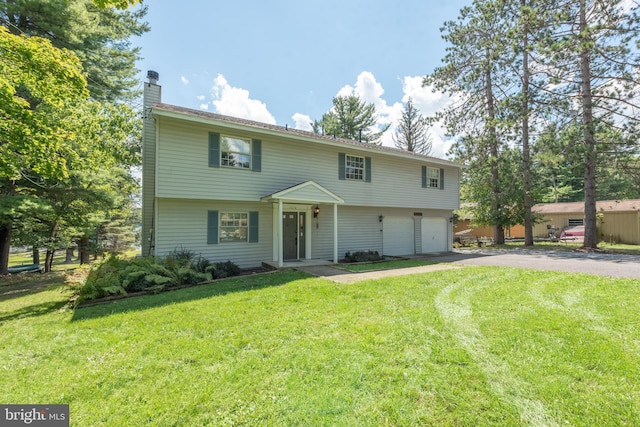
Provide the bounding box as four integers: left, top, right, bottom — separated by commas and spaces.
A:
560, 226, 584, 241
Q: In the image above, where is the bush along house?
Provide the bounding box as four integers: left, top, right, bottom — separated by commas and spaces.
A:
142, 71, 463, 268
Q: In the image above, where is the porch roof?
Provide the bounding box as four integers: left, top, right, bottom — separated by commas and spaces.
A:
261, 181, 344, 204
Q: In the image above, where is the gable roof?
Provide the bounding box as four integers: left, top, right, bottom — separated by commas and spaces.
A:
151, 103, 461, 168
261, 181, 344, 204
533, 200, 640, 214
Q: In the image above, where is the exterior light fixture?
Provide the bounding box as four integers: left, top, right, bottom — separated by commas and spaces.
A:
314, 206, 320, 218
379, 215, 384, 222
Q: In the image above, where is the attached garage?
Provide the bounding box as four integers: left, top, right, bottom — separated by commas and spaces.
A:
422, 217, 448, 253
383, 216, 415, 256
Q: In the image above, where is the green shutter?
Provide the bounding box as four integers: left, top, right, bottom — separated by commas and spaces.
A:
421, 166, 427, 188
440, 168, 445, 190
207, 211, 218, 244
338, 153, 346, 180
365, 157, 371, 182
209, 133, 220, 167
252, 139, 261, 172
249, 211, 259, 243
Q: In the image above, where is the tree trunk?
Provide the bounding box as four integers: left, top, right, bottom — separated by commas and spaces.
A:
65, 247, 74, 263
522, 1, 534, 246
485, 48, 505, 245
0, 222, 11, 275
32, 246, 40, 265
579, 0, 598, 249
44, 249, 55, 273
79, 237, 90, 265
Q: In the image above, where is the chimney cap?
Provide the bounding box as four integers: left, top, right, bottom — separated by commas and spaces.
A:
147, 70, 159, 84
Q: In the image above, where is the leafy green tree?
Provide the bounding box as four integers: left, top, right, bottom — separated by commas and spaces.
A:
312, 95, 390, 144
1, 0, 148, 101
0, 26, 89, 274
393, 97, 432, 155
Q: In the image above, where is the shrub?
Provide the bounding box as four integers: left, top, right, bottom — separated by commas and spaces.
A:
213, 260, 241, 279
344, 250, 383, 263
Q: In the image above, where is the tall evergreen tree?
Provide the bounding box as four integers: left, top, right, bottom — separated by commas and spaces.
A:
425, 0, 515, 244
393, 97, 432, 155
536, 0, 640, 248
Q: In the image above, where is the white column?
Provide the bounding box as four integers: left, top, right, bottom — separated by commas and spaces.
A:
333, 203, 338, 263
278, 200, 283, 267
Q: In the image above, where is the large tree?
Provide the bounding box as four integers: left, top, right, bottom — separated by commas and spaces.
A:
0, 26, 89, 273
425, 0, 515, 244
393, 97, 432, 155
312, 95, 390, 144
1, 0, 148, 101
535, 0, 640, 248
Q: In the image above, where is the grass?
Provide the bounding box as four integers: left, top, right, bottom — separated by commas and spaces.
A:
1, 265, 640, 425
338, 258, 435, 272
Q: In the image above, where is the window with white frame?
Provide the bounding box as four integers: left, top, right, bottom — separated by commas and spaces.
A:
346, 154, 365, 180
427, 167, 440, 188
220, 212, 248, 242
568, 218, 584, 226
221, 136, 251, 169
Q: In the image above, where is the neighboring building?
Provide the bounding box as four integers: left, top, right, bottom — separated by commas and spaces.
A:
532, 200, 640, 244
142, 72, 463, 267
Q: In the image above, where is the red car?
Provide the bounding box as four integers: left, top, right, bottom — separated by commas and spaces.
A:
560, 225, 585, 240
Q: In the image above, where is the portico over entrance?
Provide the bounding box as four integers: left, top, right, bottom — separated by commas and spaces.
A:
261, 181, 344, 267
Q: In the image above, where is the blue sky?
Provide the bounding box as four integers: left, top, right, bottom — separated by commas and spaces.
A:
135, 0, 471, 157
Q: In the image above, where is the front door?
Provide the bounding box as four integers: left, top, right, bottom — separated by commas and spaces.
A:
283, 211, 306, 260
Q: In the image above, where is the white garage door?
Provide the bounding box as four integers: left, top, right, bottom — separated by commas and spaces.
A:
422, 217, 448, 253
383, 216, 415, 256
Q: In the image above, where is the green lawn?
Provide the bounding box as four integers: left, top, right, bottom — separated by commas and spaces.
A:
338, 258, 435, 272
1, 267, 640, 425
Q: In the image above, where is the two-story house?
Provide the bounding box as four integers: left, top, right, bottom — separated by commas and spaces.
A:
142, 72, 462, 268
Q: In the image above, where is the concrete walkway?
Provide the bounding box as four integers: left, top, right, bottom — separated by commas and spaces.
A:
296, 249, 640, 282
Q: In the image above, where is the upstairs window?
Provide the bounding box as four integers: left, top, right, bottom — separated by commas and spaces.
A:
422, 166, 444, 190
427, 167, 440, 188
346, 154, 365, 180
338, 153, 371, 182
208, 132, 262, 172
221, 136, 251, 169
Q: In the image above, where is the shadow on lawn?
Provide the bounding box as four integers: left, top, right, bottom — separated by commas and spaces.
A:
0, 272, 67, 303
0, 299, 68, 323
71, 270, 309, 322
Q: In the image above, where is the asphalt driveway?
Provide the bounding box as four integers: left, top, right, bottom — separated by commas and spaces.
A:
431, 249, 640, 280
299, 249, 640, 283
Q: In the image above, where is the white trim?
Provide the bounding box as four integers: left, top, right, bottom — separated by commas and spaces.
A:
333, 203, 338, 263
261, 180, 344, 204
278, 200, 283, 268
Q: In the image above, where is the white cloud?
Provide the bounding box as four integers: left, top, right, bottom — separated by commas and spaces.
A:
210, 74, 276, 124
197, 95, 205, 101
292, 113, 313, 131
180, 76, 189, 85
199, 103, 209, 110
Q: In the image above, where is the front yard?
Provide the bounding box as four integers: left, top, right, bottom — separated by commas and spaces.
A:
1, 266, 639, 425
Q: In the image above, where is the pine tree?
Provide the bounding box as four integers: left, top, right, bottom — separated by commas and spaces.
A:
313, 95, 390, 144
393, 98, 432, 155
